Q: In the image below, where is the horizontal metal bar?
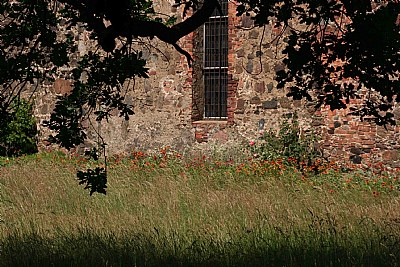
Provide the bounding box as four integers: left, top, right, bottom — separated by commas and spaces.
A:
203, 67, 228, 70
208, 15, 229, 19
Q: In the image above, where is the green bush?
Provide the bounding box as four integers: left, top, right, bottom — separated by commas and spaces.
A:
0, 99, 38, 157
250, 114, 322, 167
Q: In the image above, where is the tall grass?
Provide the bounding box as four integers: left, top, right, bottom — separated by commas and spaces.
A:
0, 152, 399, 266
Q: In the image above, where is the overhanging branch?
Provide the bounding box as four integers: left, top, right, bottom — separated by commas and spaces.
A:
58, 0, 221, 66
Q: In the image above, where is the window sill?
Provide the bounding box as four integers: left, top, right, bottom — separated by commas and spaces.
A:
192, 120, 228, 125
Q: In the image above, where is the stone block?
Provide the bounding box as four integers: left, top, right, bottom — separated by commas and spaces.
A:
278, 97, 291, 109
262, 63, 270, 73
211, 131, 228, 143
312, 118, 324, 127
235, 64, 243, 74
362, 148, 371, 153
293, 100, 302, 107
334, 121, 341, 128
350, 147, 364, 155
255, 81, 265, 94
237, 48, 245, 58
250, 96, 261, 105
53, 79, 72, 95
262, 100, 278, 109
274, 63, 285, 72
236, 98, 245, 110
249, 30, 259, 39
40, 104, 49, 114
241, 15, 254, 28
382, 150, 398, 161
393, 108, 400, 120
245, 60, 253, 73
376, 143, 387, 149
267, 82, 273, 93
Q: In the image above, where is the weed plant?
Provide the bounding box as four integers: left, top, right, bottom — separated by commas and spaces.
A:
0, 99, 38, 157
0, 151, 399, 266
249, 113, 321, 168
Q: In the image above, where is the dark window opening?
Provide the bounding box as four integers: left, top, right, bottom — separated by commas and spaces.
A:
203, 0, 228, 119
204, 69, 228, 118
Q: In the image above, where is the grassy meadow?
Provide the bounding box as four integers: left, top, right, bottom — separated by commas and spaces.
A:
0, 150, 400, 266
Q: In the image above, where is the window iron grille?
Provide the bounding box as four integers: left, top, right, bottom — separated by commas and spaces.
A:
203, 0, 228, 119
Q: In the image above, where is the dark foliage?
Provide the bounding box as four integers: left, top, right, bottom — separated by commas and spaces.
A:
77, 167, 107, 195
236, 0, 400, 125
0, 99, 38, 157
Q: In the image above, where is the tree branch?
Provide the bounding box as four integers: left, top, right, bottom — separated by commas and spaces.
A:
58, 0, 221, 65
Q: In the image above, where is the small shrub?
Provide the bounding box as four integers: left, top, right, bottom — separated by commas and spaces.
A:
0, 99, 38, 157
249, 114, 322, 168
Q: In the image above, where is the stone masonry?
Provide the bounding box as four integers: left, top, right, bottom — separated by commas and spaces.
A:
32, 0, 400, 167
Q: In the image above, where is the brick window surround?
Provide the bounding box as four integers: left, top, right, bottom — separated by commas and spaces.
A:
203, 0, 228, 119
191, 0, 237, 127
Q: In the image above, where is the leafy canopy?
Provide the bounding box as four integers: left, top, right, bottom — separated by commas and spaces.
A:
236, 0, 400, 125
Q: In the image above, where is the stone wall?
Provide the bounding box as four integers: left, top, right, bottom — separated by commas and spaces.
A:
32, 0, 400, 167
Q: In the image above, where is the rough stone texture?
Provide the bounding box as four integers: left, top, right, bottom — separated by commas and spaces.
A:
262, 100, 278, 109
255, 81, 265, 94
30, 1, 400, 167
52, 79, 72, 95
250, 96, 261, 105
350, 147, 364, 155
